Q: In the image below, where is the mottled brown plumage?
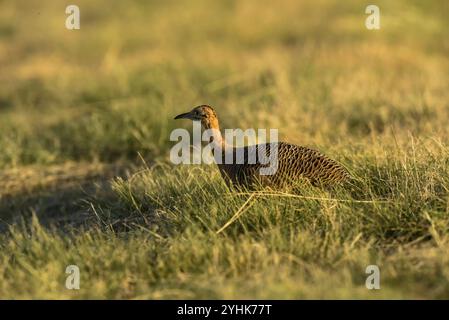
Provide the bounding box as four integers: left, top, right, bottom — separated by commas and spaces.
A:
175, 105, 350, 190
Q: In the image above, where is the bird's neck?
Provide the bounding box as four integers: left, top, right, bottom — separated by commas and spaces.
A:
203, 119, 230, 151
202, 120, 233, 178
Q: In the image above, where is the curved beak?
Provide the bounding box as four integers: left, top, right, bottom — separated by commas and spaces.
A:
174, 112, 192, 120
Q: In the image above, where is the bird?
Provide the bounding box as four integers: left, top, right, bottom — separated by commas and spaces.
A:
174, 105, 351, 190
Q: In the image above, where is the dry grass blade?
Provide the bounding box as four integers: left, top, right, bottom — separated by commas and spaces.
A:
216, 193, 257, 234
230, 191, 391, 204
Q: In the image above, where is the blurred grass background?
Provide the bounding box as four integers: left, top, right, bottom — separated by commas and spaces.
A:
0, 0, 448, 299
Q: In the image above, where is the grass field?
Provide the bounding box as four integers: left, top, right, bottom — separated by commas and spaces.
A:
1, 0, 449, 299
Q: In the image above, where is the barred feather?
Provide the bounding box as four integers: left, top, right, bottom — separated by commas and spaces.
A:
218, 142, 350, 189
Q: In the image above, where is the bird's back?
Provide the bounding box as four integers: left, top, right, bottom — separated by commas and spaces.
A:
217, 142, 350, 189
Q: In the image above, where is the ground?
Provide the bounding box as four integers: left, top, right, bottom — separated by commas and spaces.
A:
0, 0, 449, 299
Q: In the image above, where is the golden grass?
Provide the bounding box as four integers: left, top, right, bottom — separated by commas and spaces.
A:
0, 0, 448, 299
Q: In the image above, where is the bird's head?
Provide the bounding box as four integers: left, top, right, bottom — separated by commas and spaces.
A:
174, 105, 219, 129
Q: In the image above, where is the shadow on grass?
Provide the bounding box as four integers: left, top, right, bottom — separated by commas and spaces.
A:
0, 162, 133, 233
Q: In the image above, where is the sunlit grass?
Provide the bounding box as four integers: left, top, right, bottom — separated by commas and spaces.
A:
0, 0, 448, 299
